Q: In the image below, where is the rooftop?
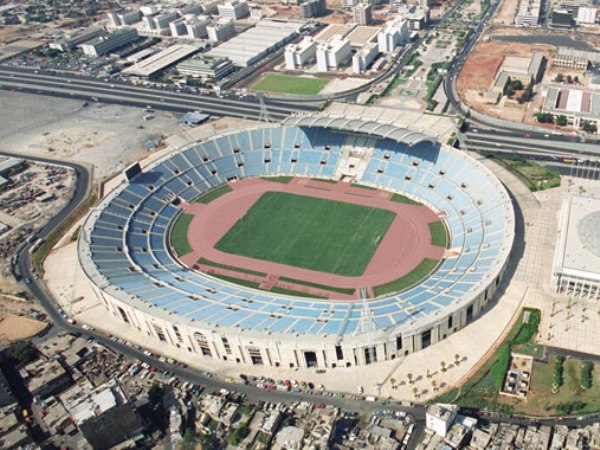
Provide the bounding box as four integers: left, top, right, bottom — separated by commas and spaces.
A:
555, 195, 600, 283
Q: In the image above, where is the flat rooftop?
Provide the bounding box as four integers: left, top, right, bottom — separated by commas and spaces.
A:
345, 25, 380, 48
555, 195, 600, 282
123, 44, 201, 77
314, 24, 355, 43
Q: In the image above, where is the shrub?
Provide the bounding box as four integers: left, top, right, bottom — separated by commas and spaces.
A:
581, 361, 593, 389
512, 309, 541, 345
491, 346, 511, 389
552, 355, 565, 393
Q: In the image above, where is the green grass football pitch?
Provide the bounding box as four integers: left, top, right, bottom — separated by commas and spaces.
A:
215, 192, 396, 276
252, 75, 329, 95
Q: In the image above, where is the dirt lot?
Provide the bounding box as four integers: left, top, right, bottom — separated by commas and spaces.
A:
493, 0, 518, 25
0, 313, 47, 344
457, 38, 555, 119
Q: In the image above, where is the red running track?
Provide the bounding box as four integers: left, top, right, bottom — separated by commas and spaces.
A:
179, 178, 445, 298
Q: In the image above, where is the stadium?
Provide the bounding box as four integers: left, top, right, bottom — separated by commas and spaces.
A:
78, 116, 515, 369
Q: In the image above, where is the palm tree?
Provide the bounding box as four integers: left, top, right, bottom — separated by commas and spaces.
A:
390, 378, 396, 390
412, 386, 419, 399
440, 361, 447, 373
407, 373, 413, 385
431, 379, 438, 392
454, 354, 460, 366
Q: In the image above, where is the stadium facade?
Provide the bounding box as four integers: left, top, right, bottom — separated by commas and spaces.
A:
79, 117, 515, 369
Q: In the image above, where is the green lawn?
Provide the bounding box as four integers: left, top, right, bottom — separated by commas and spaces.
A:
351, 183, 377, 191
429, 221, 448, 248
215, 192, 395, 276
252, 74, 329, 95
270, 286, 326, 299
278, 276, 355, 295
373, 258, 439, 297
312, 178, 338, 184
197, 258, 267, 277
261, 176, 293, 184
171, 213, 194, 256
391, 193, 421, 205
210, 273, 261, 289
431, 308, 598, 417
480, 152, 561, 191
196, 184, 232, 204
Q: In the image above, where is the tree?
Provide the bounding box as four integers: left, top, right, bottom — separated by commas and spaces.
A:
556, 115, 568, 126
227, 423, 250, 445
454, 354, 461, 366
440, 361, 447, 373
556, 73, 564, 83
407, 373, 414, 384
182, 429, 198, 450
5, 341, 37, 367
574, 76, 580, 84
581, 120, 598, 134
431, 379, 438, 392
412, 387, 419, 399
390, 378, 396, 389
148, 383, 163, 404
518, 82, 534, 103
567, 74, 573, 84
535, 112, 555, 124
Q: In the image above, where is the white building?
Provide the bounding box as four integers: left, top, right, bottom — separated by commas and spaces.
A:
49, 27, 104, 52
169, 19, 187, 37
353, 3, 372, 25
576, 6, 597, 24
207, 19, 236, 42
284, 37, 317, 69
316, 36, 351, 71
209, 20, 300, 66
377, 18, 408, 53
107, 9, 141, 27
342, 0, 357, 7
352, 42, 378, 73
514, 0, 541, 26
218, 0, 250, 20
79, 28, 138, 57
177, 55, 235, 81
186, 16, 211, 38
426, 404, 458, 437
143, 11, 180, 31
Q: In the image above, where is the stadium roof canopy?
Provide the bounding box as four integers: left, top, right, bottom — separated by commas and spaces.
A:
284, 115, 437, 147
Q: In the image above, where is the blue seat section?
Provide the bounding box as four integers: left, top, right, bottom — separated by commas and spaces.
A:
86, 125, 511, 337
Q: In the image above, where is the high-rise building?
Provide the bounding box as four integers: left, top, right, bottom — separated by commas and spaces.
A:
186, 16, 211, 38
218, 0, 250, 20
377, 18, 408, 53
316, 36, 352, 71
79, 28, 138, 57
207, 19, 236, 42
352, 42, 378, 73
301, 0, 327, 18
353, 3, 372, 25
284, 37, 317, 69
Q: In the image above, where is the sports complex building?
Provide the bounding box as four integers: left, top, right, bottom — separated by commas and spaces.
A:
78, 116, 515, 369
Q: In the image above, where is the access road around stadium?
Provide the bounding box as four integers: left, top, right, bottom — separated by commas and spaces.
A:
3, 150, 429, 450
0, 65, 322, 122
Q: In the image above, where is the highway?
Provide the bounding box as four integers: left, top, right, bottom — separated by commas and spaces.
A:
0, 65, 322, 122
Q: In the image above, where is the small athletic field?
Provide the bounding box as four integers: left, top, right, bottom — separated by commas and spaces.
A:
252, 74, 329, 95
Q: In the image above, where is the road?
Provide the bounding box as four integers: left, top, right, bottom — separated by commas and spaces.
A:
0, 65, 322, 122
